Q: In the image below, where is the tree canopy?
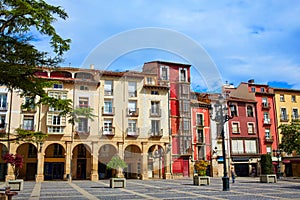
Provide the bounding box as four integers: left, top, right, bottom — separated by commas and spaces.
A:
0, 0, 71, 94
279, 120, 300, 154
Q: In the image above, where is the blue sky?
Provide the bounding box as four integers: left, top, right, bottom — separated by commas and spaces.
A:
42, 0, 300, 91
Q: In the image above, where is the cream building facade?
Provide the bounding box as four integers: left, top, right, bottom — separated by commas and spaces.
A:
0, 67, 171, 182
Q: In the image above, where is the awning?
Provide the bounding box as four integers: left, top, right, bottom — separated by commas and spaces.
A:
232, 157, 250, 162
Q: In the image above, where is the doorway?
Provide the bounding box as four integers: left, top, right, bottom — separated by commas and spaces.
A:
76, 159, 86, 179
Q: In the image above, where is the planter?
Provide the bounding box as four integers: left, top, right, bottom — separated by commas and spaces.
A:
193, 175, 210, 186
260, 174, 277, 183
8, 179, 24, 191
110, 178, 126, 188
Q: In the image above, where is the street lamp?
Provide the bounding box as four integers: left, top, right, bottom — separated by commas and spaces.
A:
272, 149, 282, 179
210, 94, 232, 191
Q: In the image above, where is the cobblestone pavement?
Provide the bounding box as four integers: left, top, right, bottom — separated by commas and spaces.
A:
8, 177, 300, 200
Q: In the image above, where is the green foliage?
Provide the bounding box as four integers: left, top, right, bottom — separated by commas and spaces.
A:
68, 107, 97, 125
107, 156, 127, 170
15, 129, 48, 144
279, 120, 300, 154
194, 160, 209, 176
260, 154, 273, 174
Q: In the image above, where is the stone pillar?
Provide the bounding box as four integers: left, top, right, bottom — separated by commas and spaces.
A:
164, 143, 172, 179
141, 142, 148, 180
35, 151, 45, 182
65, 141, 72, 181
5, 147, 17, 181
90, 142, 99, 181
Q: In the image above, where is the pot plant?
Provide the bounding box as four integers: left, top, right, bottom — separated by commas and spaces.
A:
193, 160, 210, 185
3, 153, 24, 191
260, 154, 277, 183
107, 155, 128, 188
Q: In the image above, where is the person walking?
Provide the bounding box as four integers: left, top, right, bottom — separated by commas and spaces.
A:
231, 167, 236, 183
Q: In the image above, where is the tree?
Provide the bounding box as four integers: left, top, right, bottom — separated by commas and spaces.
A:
0, 0, 71, 95
107, 155, 127, 178
260, 154, 273, 174
279, 120, 300, 154
0, 0, 71, 142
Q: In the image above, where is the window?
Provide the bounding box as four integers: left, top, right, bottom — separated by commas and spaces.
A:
247, 123, 255, 134
151, 101, 160, 115
47, 113, 66, 133
79, 85, 89, 91
292, 108, 299, 120
266, 146, 272, 155
151, 120, 160, 135
280, 94, 285, 102
128, 82, 137, 97
54, 144, 63, 157
196, 114, 204, 126
76, 73, 92, 80
197, 129, 204, 143
128, 101, 137, 115
160, 65, 169, 80
229, 104, 237, 116
78, 118, 88, 132
182, 100, 190, 113
48, 126, 64, 133
180, 84, 190, 99
79, 97, 89, 107
265, 129, 270, 139
280, 108, 288, 121
263, 112, 270, 124
53, 116, 61, 125
146, 77, 154, 85
0, 93, 7, 110
48, 91, 67, 100
179, 68, 187, 82
183, 118, 190, 133
232, 122, 239, 133
260, 88, 265, 92
251, 87, 256, 92
24, 96, 35, 110
247, 105, 254, 117
104, 80, 113, 95
128, 120, 137, 135
262, 97, 268, 107
231, 140, 244, 154
53, 83, 63, 89
0, 115, 5, 129
103, 119, 113, 135
23, 116, 34, 130
245, 140, 257, 153
151, 91, 159, 95
292, 95, 296, 102
104, 99, 113, 114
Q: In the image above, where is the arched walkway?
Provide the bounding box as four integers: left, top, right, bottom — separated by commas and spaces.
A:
72, 144, 91, 180
98, 144, 117, 179
124, 145, 142, 179
0, 143, 8, 181
16, 143, 37, 180
44, 143, 65, 180
148, 145, 165, 179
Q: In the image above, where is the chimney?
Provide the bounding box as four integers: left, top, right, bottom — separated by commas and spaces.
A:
248, 79, 254, 83
90, 64, 95, 69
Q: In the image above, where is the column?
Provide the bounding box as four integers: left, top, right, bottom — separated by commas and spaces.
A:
141, 142, 148, 180
90, 142, 99, 181
35, 151, 45, 182
164, 143, 172, 179
65, 141, 72, 181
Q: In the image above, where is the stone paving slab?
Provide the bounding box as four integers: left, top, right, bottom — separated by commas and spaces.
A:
4, 177, 300, 200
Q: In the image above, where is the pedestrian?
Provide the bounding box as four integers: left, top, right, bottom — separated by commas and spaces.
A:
231, 167, 236, 183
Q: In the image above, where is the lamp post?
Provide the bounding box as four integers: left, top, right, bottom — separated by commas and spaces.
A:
272, 149, 282, 179
210, 94, 232, 191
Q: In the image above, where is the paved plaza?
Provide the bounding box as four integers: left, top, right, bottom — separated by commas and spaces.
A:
3, 177, 300, 200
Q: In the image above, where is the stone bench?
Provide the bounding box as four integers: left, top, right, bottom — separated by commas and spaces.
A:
110, 178, 126, 188
260, 174, 277, 183
193, 176, 210, 185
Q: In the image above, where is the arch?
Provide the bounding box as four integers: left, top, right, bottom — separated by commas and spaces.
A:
148, 145, 165, 179
50, 70, 72, 79
44, 143, 66, 180
72, 143, 91, 180
124, 144, 142, 179
16, 143, 37, 180
75, 72, 94, 81
98, 144, 118, 179
0, 143, 8, 181
82, 27, 223, 93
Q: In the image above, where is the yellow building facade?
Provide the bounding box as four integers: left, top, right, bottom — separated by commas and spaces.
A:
274, 88, 300, 177
0, 67, 171, 182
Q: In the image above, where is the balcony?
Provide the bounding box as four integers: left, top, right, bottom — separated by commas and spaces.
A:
196, 137, 204, 145
0, 123, 6, 134
75, 126, 90, 135
102, 127, 115, 136
128, 91, 137, 98
77, 104, 90, 108
127, 128, 139, 137
149, 109, 161, 117
104, 90, 113, 96
291, 115, 299, 121
149, 129, 163, 138
265, 136, 274, 143
20, 124, 36, 131
280, 114, 289, 122
196, 121, 204, 128
127, 108, 139, 117
102, 107, 115, 116
263, 118, 272, 125
262, 102, 270, 109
